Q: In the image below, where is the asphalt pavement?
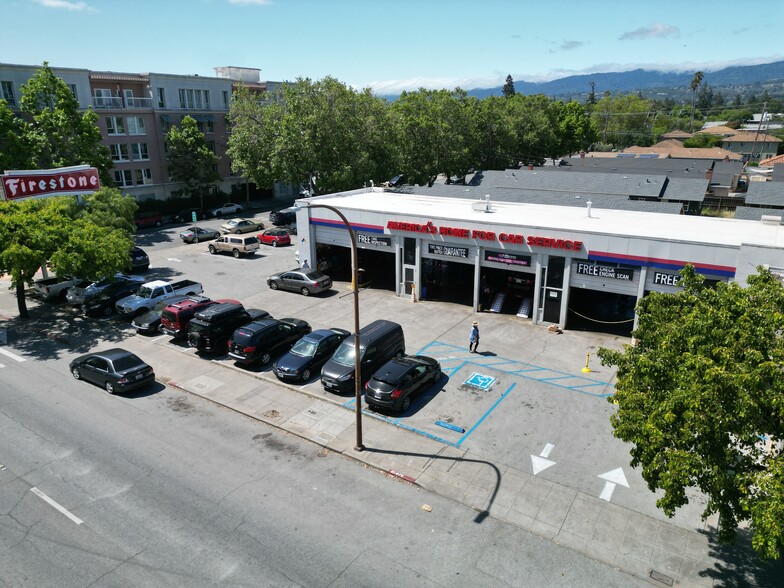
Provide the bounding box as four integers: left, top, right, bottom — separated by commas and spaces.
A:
1, 205, 781, 587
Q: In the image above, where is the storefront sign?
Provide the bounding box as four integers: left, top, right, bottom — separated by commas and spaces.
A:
484, 250, 531, 266
356, 233, 391, 247
652, 272, 682, 286
385, 219, 582, 251
428, 243, 469, 258
1, 166, 101, 201
575, 262, 634, 281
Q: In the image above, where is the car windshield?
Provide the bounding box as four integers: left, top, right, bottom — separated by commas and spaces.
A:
290, 339, 317, 357
112, 354, 143, 371
137, 286, 153, 297
332, 340, 360, 366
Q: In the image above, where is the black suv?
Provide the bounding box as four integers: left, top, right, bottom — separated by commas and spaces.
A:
228, 317, 311, 366
187, 302, 269, 353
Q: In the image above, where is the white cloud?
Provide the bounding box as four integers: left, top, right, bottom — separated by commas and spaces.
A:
619, 22, 680, 41
32, 0, 94, 10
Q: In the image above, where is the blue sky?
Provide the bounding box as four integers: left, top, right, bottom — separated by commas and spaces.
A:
2, 0, 782, 94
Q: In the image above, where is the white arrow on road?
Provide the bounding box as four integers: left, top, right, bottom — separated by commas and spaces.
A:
598, 467, 629, 502
531, 443, 556, 475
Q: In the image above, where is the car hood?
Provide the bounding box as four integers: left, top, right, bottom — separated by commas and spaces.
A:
133, 311, 161, 327
275, 352, 313, 372
321, 358, 354, 380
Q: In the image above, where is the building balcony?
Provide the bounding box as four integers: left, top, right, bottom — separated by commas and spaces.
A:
92, 96, 154, 109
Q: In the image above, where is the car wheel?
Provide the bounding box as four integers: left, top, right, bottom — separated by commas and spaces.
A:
269, 281, 278, 290
259, 352, 272, 365
71, 367, 81, 380
102, 305, 113, 317
215, 212, 222, 217
191, 236, 198, 244
300, 287, 310, 296
155, 220, 162, 227
400, 396, 411, 412
234, 229, 241, 234
396, 349, 404, 357
301, 368, 311, 381
272, 241, 278, 247
105, 381, 115, 394
209, 245, 217, 254
232, 249, 240, 258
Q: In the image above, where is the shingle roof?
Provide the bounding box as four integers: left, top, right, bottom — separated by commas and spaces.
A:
698, 125, 738, 136
483, 168, 667, 198
559, 156, 712, 178
624, 144, 741, 161
744, 181, 784, 206
661, 177, 709, 202
760, 154, 784, 166
660, 130, 693, 140
721, 132, 781, 143
734, 206, 784, 220
710, 160, 744, 186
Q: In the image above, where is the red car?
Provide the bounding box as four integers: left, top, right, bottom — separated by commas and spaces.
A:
257, 228, 291, 247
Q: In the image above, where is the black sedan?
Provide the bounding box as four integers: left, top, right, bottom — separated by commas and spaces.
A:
69, 348, 155, 394
273, 328, 350, 382
364, 355, 441, 412
179, 226, 221, 244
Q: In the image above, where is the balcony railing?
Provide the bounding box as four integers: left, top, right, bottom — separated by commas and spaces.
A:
92, 96, 154, 109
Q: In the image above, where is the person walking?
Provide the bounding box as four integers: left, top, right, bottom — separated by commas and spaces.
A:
469, 320, 480, 353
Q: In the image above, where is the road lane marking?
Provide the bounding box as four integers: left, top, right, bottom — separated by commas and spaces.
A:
0, 348, 25, 362
597, 467, 629, 502
30, 487, 83, 525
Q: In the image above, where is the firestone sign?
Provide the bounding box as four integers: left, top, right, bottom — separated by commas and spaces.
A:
386, 220, 583, 251
1, 166, 101, 201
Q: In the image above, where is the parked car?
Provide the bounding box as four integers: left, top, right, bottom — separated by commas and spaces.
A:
116, 279, 203, 317
180, 226, 221, 244
187, 302, 269, 354
273, 328, 350, 382
160, 297, 239, 338
130, 246, 150, 272
34, 275, 89, 301
211, 203, 244, 217
69, 348, 155, 394
220, 218, 265, 234
66, 274, 143, 306
134, 211, 164, 229
81, 279, 147, 317
170, 208, 208, 223
257, 228, 291, 247
208, 235, 260, 258
364, 355, 441, 412
267, 268, 332, 296
321, 320, 405, 394
130, 295, 191, 335
227, 317, 311, 366
269, 208, 297, 227
388, 174, 405, 188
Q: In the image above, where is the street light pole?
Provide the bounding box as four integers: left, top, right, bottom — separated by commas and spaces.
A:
295, 202, 364, 451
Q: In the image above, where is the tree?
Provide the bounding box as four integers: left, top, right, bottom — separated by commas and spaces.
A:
598, 266, 784, 560
555, 100, 596, 157
689, 71, 704, 132
502, 75, 516, 97
19, 62, 112, 184
586, 82, 597, 108
166, 116, 220, 207
0, 99, 34, 172
0, 188, 136, 318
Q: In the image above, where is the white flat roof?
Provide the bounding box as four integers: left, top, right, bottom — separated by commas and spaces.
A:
305, 188, 784, 249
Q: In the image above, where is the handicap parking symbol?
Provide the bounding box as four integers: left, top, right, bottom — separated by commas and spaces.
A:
465, 372, 495, 390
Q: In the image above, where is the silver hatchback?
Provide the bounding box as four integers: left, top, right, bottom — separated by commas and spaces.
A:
267, 268, 332, 296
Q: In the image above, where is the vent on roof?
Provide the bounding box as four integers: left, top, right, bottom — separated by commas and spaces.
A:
760, 215, 782, 225
472, 195, 493, 213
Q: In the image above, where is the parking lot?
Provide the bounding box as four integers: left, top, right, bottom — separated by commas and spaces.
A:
98, 212, 708, 529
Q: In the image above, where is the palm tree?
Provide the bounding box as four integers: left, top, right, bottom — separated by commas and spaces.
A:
689, 71, 704, 132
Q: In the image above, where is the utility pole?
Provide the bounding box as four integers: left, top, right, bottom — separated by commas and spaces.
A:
749, 102, 767, 164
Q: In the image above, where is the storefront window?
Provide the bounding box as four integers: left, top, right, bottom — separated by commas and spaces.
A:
546, 256, 565, 287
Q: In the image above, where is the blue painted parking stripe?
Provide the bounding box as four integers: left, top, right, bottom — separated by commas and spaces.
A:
456, 383, 517, 446
342, 398, 458, 446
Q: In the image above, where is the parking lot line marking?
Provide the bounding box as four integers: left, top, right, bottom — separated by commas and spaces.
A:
0, 348, 25, 362
30, 487, 83, 525
342, 399, 459, 446
456, 383, 517, 446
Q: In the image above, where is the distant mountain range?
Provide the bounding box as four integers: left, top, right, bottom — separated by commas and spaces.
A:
381, 60, 784, 102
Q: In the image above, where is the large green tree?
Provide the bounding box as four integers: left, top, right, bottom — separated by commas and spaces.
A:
19, 62, 112, 184
598, 266, 784, 559
0, 188, 136, 318
554, 100, 596, 157
166, 116, 220, 208
0, 99, 34, 172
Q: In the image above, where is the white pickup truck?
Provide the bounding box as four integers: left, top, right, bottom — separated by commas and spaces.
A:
34, 276, 88, 301
116, 279, 203, 316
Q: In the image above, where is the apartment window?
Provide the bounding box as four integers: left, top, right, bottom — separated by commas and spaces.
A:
106, 116, 124, 135
222, 90, 229, 108
114, 169, 133, 187
110, 144, 129, 162
135, 168, 152, 185
67, 84, 78, 100
1, 81, 16, 106
127, 116, 146, 135
196, 121, 205, 133
206, 120, 214, 133
157, 88, 166, 108
178, 88, 210, 109
207, 140, 216, 154
131, 143, 149, 161
94, 88, 112, 107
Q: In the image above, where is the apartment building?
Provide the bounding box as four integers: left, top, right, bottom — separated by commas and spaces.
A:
0, 62, 275, 202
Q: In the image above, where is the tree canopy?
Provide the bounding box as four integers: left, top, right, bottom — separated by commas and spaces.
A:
598, 266, 784, 559
166, 115, 220, 207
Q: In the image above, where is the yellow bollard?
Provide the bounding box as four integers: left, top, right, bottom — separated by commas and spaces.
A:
581, 352, 591, 373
